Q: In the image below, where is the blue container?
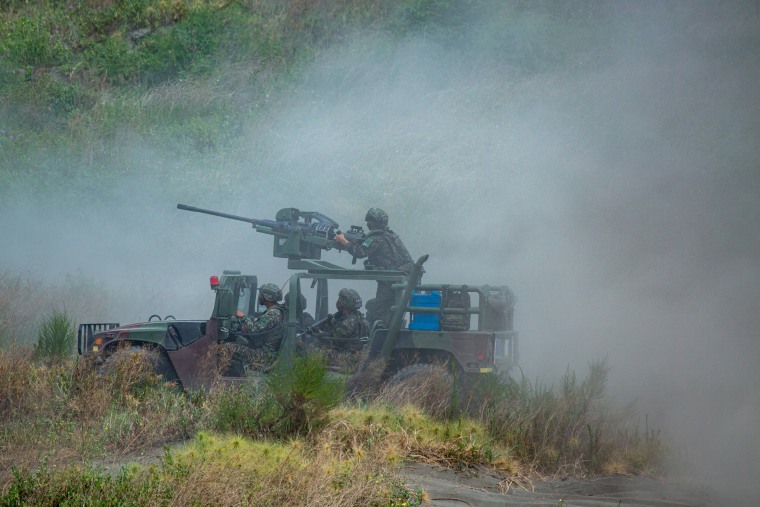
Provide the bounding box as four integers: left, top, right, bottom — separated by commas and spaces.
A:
408, 291, 441, 330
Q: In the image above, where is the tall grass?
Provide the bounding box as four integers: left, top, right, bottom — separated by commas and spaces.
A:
475, 361, 664, 476
2, 432, 425, 506
0, 346, 203, 477
365, 360, 664, 477
33, 311, 76, 361
0, 343, 664, 503
0, 347, 425, 505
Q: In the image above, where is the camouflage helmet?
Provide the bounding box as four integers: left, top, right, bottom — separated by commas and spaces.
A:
365, 207, 388, 227
258, 283, 283, 303
337, 288, 362, 310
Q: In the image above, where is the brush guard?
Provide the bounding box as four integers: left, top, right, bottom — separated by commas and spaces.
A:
77, 323, 120, 355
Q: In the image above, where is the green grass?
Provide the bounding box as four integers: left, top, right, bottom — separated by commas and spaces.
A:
0, 0, 613, 191
33, 311, 76, 362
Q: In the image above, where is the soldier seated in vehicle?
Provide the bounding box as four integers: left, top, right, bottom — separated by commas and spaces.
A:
310, 288, 370, 352
223, 283, 288, 376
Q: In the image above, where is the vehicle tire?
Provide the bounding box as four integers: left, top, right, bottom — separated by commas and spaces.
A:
98, 346, 179, 386
98, 346, 155, 375
385, 363, 455, 418
388, 362, 449, 384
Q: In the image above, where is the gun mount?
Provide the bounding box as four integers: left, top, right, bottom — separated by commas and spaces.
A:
177, 203, 365, 266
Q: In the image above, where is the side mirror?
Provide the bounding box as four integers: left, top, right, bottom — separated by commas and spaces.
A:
213, 289, 235, 319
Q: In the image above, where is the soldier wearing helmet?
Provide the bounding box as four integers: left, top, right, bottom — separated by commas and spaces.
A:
222, 282, 288, 376
238, 282, 288, 350
335, 207, 414, 325
311, 288, 369, 350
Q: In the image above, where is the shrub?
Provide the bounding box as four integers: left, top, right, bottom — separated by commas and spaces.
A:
1, 461, 170, 506
33, 310, 76, 362
0, 15, 71, 67
210, 382, 268, 436
264, 351, 346, 436
0, 346, 38, 421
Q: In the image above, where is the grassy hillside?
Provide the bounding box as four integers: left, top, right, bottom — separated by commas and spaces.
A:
0, 1, 609, 181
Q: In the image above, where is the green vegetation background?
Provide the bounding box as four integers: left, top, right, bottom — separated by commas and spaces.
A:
0, 0, 611, 193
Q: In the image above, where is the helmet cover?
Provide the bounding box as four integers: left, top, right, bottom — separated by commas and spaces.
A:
337, 288, 362, 310
365, 207, 389, 227
258, 283, 283, 303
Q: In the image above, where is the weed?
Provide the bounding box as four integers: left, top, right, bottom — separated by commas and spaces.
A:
209, 382, 268, 436
0, 346, 38, 422
1, 460, 171, 506
33, 310, 76, 362
375, 362, 455, 419
264, 350, 346, 436
0, 432, 422, 506
474, 360, 664, 476
0, 344, 206, 477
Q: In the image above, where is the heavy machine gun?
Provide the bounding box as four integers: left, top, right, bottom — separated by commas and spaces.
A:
177, 204, 366, 264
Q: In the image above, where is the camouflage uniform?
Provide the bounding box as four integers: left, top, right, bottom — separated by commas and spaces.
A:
224, 283, 287, 375
240, 304, 288, 350
318, 311, 369, 351
222, 341, 267, 376
329, 310, 367, 338
344, 209, 413, 325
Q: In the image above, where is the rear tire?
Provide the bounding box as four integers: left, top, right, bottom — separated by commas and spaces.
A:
388, 362, 450, 384
385, 363, 455, 418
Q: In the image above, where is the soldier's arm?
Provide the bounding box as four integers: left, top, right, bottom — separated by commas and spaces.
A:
344, 239, 371, 259
242, 312, 274, 333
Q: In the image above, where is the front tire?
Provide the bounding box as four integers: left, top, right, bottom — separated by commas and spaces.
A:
98, 346, 179, 387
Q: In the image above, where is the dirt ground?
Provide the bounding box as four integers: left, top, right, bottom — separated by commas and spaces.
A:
402, 463, 720, 507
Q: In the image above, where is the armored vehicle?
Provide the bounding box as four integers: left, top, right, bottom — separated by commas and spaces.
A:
78, 206, 518, 390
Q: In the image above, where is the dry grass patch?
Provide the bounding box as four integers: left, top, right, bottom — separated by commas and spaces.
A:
0, 346, 205, 480
374, 363, 455, 419
324, 403, 515, 474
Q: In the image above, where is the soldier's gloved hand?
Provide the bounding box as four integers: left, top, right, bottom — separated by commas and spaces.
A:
230, 310, 247, 332
327, 313, 336, 326
335, 233, 349, 246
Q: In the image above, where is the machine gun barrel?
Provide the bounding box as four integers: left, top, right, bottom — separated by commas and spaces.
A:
177, 204, 267, 227
178, 203, 345, 262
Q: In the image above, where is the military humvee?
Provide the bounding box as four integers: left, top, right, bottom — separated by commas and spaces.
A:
78, 206, 518, 390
